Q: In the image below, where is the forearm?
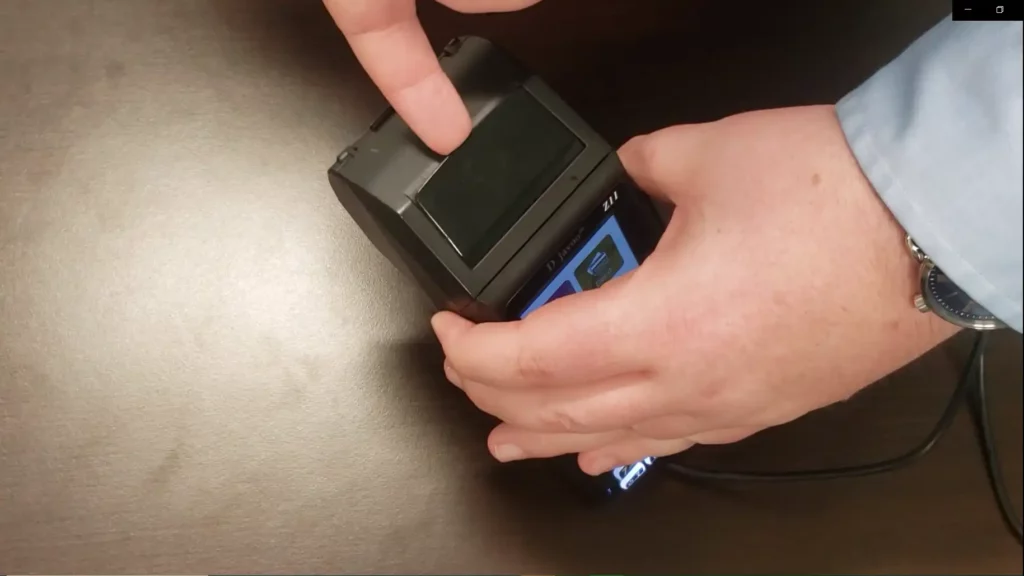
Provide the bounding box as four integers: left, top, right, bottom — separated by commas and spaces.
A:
836, 16, 1023, 332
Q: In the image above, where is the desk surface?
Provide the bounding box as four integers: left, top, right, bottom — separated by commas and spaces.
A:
1, 0, 1021, 573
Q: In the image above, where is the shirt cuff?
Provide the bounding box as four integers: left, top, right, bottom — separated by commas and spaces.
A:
836, 16, 1024, 332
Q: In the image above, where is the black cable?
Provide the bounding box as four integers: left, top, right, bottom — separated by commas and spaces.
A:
663, 332, 1022, 544
966, 346, 1023, 543
664, 332, 986, 483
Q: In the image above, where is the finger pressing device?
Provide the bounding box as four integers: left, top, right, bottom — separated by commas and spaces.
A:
328, 36, 665, 499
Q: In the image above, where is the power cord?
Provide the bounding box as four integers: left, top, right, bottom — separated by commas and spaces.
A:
663, 332, 1023, 544
967, 346, 1024, 542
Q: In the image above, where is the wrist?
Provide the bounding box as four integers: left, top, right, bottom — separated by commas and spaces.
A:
871, 194, 962, 344
831, 113, 961, 348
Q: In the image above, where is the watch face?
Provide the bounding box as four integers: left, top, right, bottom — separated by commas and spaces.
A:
925, 266, 1000, 324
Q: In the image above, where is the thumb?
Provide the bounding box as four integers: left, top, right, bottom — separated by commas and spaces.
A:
438, 0, 545, 12
617, 123, 711, 204
432, 271, 645, 388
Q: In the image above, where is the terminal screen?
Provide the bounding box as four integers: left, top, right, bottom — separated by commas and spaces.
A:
518, 214, 655, 491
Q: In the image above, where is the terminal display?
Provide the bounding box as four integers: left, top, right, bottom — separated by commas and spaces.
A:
516, 212, 656, 495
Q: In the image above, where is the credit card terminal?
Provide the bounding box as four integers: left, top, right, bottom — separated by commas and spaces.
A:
328, 36, 665, 500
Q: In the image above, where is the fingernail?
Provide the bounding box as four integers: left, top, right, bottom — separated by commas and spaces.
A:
431, 311, 461, 336
443, 360, 462, 388
492, 444, 525, 462
584, 456, 616, 476
430, 313, 445, 333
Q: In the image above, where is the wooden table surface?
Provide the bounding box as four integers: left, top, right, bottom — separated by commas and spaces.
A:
1, 0, 1021, 573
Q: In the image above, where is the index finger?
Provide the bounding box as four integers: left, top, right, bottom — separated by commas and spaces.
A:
432, 276, 646, 388
323, 0, 472, 155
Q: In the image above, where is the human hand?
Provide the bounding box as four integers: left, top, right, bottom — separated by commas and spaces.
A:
431, 105, 960, 475
323, 0, 543, 155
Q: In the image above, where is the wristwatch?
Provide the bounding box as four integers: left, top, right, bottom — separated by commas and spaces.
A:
906, 235, 1006, 331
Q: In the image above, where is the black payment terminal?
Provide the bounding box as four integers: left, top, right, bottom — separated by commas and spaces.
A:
328, 36, 665, 500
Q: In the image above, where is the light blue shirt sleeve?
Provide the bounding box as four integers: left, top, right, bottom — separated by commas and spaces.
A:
836, 16, 1023, 332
